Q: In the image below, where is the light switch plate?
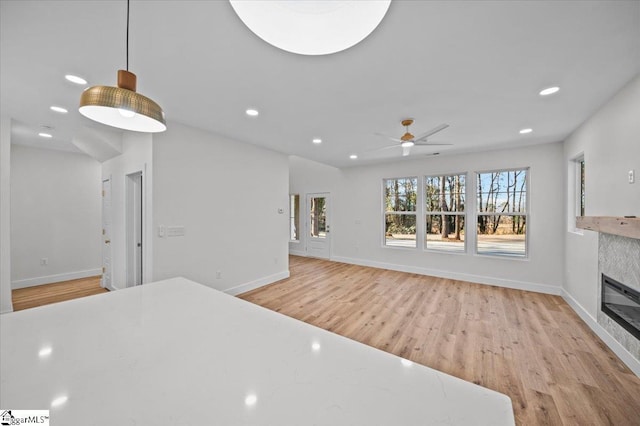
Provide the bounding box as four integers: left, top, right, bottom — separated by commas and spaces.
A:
629, 170, 635, 184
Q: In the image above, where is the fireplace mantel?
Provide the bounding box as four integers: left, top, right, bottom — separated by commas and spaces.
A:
576, 216, 640, 239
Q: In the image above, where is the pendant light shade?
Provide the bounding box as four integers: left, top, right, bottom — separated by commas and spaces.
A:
78, 1, 166, 133
80, 70, 166, 133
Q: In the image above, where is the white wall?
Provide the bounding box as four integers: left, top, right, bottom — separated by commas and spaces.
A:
0, 116, 13, 313
563, 74, 640, 318
291, 143, 565, 294
153, 122, 290, 295
10, 144, 101, 288
102, 132, 153, 290
288, 155, 342, 256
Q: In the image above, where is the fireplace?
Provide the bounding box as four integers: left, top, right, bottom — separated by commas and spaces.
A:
601, 274, 640, 340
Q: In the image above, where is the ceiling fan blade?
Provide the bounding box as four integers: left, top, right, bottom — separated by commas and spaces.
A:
413, 142, 453, 146
374, 132, 403, 143
412, 124, 449, 142
369, 144, 401, 153
402, 145, 411, 156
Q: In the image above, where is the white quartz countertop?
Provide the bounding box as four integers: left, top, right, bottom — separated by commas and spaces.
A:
1, 277, 515, 425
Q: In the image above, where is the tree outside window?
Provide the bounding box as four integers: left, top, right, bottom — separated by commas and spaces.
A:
425, 174, 465, 252
384, 177, 417, 248
476, 169, 527, 257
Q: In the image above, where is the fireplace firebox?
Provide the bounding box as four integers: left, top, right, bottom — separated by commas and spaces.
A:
601, 274, 640, 340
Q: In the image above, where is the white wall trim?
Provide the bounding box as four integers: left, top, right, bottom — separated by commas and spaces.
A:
224, 270, 290, 296
11, 268, 102, 290
561, 289, 640, 377
289, 249, 306, 257
332, 255, 562, 295
104, 283, 118, 292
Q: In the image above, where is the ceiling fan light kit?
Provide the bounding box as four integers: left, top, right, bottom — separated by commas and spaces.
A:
374, 118, 452, 157
78, 0, 166, 133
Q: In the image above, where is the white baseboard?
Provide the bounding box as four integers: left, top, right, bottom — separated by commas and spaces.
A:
289, 249, 306, 257
561, 289, 640, 377
12, 268, 103, 290
224, 270, 290, 296
331, 256, 562, 295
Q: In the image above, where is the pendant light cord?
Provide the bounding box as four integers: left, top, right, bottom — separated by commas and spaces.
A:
126, 0, 130, 71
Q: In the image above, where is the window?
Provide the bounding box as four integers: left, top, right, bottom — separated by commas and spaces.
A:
384, 177, 417, 248
578, 157, 585, 217
476, 169, 527, 257
425, 174, 466, 252
309, 195, 327, 238
568, 155, 585, 232
289, 194, 299, 241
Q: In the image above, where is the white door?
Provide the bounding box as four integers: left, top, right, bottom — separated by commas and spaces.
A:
126, 172, 143, 287
101, 178, 112, 289
306, 193, 330, 259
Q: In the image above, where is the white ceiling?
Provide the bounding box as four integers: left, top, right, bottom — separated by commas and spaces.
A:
1, 0, 639, 167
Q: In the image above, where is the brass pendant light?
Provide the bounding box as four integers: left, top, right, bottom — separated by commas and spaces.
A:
79, 0, 166, 133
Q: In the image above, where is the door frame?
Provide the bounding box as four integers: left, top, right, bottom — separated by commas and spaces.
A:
305, 192, 331, 259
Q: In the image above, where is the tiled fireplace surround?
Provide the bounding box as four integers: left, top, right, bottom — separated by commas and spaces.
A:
598, 233, 640, 361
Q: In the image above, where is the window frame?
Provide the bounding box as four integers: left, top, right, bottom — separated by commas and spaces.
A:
423, 172, 467, 254
382, 176, 418, 249
289, 194, 300, 242
475, 167, 529, 259
577, 156, 585, 218
567, 153, 585, 234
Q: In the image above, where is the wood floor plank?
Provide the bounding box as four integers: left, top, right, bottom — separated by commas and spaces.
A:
11, 276, 107, 311
240, 255, 640, 426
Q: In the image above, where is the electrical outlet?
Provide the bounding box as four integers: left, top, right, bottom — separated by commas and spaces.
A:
216, 270, 222, 279
629, 170, 635, 184
40, 258, 48, 266
158, 225, 165, 238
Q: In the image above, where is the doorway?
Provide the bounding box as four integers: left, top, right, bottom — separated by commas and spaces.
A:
126, 171, 143, 287
305, 193, 330, 259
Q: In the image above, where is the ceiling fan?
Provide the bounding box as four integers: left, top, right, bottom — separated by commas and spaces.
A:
376, 119, 451, 156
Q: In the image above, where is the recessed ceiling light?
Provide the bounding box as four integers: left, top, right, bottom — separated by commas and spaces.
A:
50, 106, 68, 114
38, 346, 53, 358
519, 128, 533, 134
539, 86, 560, 96
65, 74, 87, 85
38, 132, 53, 138
350, 154, 358, 159
312, 138, 322, 144
51, 395, 68, 407
245, 109, 259, 117
244, 394, 257, 406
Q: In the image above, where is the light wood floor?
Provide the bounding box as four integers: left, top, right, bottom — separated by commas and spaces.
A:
240, 256, 640, 426
12, 276, 107, 311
